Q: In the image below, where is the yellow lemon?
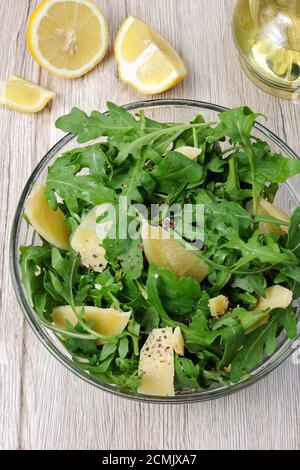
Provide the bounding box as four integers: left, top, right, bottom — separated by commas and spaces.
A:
0, 75, 55, 113
115, 15, 187, 94
27, 0, 109, 78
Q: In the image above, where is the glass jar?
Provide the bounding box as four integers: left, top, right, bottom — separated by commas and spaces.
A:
233, 0, 300, 99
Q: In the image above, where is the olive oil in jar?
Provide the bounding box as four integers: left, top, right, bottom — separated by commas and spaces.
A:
233, 0, 300, 99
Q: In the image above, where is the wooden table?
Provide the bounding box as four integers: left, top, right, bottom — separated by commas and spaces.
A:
0, 0, 299, 450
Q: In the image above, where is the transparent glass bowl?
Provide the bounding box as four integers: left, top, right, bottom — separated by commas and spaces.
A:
10, 99, 300, 403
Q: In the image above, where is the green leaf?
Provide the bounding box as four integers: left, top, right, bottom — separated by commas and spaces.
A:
218, 324, 245, 368
202, 370, 230, 387
67, 336, 98, 355
19, 245, 52, 307
151, 151, 203, 193
118, 337, 129, 359
175, 357, 200, 389
78, 144, 108, 177
232, 272, 267, 297
224, 231, 298, 266
212, 307, 270, 332
207, 107, 264, 214
46, 171, 116, 213
275, 265, 300, 283
238, 141, 300, 185
140, 306, 160, 334
255, 152, 300, 183
55, 104, 138, 142
230, 307, 297, 382
56, 105, 212, 166
116, 123, 212, 165
207, 106, 262, 147
108, 151, 154, 203
287, 207, 300, 258
118, 238, 144, 280
51, 247, 66, 277
154, 265, 202, 317
235, 291, 258, 308
100, 343, 117, 361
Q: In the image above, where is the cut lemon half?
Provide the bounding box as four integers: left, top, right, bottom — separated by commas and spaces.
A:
0, 75, 55, 113
115, 15, 187, 94
27, 0, 109, 79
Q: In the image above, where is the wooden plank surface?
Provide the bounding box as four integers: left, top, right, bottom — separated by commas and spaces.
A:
0, 0, 299, 450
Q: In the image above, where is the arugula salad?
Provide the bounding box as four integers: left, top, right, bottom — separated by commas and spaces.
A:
20, 103, 300, 396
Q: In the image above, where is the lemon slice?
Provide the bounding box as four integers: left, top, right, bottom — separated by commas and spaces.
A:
27, 0, 109, 79
141, 221, 208, 282
115, 15, 187, 94
25, 184, 70, 250
0, 75, 55, 113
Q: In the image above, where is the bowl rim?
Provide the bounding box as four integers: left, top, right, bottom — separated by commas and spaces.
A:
10, 98, 300, 404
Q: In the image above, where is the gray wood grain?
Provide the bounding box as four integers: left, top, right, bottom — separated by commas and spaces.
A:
0, 0, 299, 450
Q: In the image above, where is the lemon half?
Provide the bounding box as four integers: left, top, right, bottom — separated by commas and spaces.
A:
115, 15, 187, 94
27, 0, 109, 78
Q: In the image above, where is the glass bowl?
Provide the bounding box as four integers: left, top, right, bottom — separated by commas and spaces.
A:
10, 99, 300, 403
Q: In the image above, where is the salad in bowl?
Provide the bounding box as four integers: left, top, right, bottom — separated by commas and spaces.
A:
12, 100, 300, 400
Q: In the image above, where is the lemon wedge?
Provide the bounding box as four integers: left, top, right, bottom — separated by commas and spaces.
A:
115, 15, 187, 94
27, 0, 109, 79
52, 306, 131, 344
141, 221, 208, 282
0, 75, 55, 113
25, 184, 70, 250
